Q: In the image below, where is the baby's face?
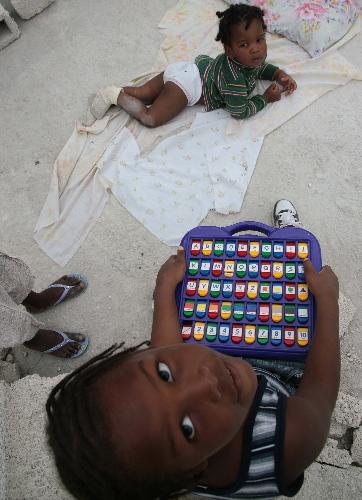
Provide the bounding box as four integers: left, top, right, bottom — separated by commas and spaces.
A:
226, 19, 267, 68
97, 344, 257, 481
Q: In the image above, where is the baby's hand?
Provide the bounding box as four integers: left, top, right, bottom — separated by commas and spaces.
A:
303, 259, 339, 303
276, 71, 297, 95
156, 247, 186, 289
263, 83, 282, 103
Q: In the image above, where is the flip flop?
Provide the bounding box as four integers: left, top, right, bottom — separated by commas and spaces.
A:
44, 331, 89, 358
47, 273, 88, 307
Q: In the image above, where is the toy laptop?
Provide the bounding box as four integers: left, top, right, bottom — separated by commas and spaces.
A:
177, 221, 322, 361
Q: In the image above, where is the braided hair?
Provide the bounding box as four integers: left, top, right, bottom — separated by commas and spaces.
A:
215, 3, 266, 46
46, 342, 198, 499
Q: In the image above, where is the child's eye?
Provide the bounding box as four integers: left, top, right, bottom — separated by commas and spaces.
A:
157, 362, 174, 382
240, 43, 247, 48
181, 415, 195, 441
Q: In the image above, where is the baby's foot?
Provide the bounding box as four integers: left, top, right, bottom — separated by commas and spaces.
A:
91, 85, 122, 118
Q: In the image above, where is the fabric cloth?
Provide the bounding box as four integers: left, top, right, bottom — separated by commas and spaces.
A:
163, 61, 202, 105
195, 372, 303, 498
195, 53, 278, 118
0, 252, 43, 348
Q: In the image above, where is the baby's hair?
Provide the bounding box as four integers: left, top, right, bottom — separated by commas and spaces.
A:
46, 341, 197, 499
215, 3, 267, 46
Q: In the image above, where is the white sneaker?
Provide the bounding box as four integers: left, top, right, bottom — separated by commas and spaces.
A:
273, 199, 303, 229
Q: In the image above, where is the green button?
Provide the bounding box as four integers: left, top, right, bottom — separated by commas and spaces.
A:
261, 240, 272, 258
285, 262, 296, 280
233, 302, 244, 320
210, 280, 221, 297
206, 322, 218, 341
257, 326, 269, 344
183, 300, 195, 317
259, 282, 270, 300
188, 259, 199, 276
214, 240, 224, 256
285, 304, 296, 323
236, 260, 247, 277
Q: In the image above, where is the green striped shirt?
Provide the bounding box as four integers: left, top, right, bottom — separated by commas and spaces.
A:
195, 53, 278, 119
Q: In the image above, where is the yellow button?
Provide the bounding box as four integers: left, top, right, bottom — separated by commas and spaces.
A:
202, 240, 213, 256
221, 301, 232, 320
193, 322, 205, 340
249, 241, 260, 257
272, 304, 283, 322
198, 279, 209, 297
247, 281, 258, 299
224, 260, 235, 277
273, 262, 284, 279
298, 283, 308, 301
297, 327, 309, 346
244, 325, 256, 344
298, 242, 309, 259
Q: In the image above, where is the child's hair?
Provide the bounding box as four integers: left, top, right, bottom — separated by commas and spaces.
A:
215, 3, 267, 46
46, 342, 196, 500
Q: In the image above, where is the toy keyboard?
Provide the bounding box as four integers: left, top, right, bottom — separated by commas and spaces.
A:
177, 222, 322, 361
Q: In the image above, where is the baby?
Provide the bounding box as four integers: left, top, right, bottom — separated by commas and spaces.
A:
82, 3, 296, 127
47, 200, 339, 500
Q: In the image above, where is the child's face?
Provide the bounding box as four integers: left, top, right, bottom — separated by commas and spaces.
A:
225, 19, 267, 68
97, 344, 257, 480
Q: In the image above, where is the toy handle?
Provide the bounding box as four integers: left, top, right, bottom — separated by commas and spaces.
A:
224, 221, 273, 236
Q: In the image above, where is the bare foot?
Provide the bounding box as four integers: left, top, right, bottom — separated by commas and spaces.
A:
24, 330, 86, 358
23, 276, 86, 311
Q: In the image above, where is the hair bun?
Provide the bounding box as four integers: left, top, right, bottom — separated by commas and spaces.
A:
216, 10, 225, 18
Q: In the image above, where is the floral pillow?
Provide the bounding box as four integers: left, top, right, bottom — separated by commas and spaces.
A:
223, 1, 361, 57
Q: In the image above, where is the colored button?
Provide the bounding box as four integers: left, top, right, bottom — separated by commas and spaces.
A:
285, 283, 296, 301
259, 282, 270, 300
258, 303, 270, 322
273, 242, 284, 258
196, 301, 207, 318
236, 260, 247, 277
221, 301, 232, 320
244, 325, 256, 344
261, 240, 272, 258
219, 324, 230, 342
183, 299, 195, 318
206, 322, 218, 342
237, 240, 248, 257
298, 283, 309, 301
260, 261, 271, 279
297, 327, 309, 347
233, 302, 245, 320
298, 242, 309, 259
272, 283, 283, 300
191, 240, 201, 256
297, 305, 309, 324
285, 262, 296, 280
200, 259, 211, 276
235, 281, 246, 299
249, 241, 260, 257
202, 240, 213, 256
226, 241, 236, 257
272, 303, 283, 322
181, 322, 192, 341
188, 259, 199, 276
212, 259, 223, 276
208, 301, 219, 319
198, 279, 209, 297
247, 281, 258, 299
284, 304, 296, 323
297, 262, 305, 280
286, 241, 296, 259
214, 240, 224, 257
273, 262, 284, 279
246, 302, 257, 321
232, 324, 243, 344
224, 260, 235, 277
193, 322, 205, 340
186, 279, 197, 296
248, 261, 259, 278
222, 280, 233, 298
210, 280, 221, 298
258, 326, 269, 345
271, 326, 282, 345
284, 327, 295, 346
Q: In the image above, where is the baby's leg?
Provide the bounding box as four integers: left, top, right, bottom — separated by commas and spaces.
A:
122, 73, 165, 105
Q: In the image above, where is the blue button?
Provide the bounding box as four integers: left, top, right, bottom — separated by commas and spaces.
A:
246, 302, 257, 321
248, 261, 259, 278
200, 259, 211, 276
271, 326, 282, 345
225, 240, 236, 257
222, 280, 233, 298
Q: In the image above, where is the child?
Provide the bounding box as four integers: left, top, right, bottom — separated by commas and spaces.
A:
46, 200, 339, 499
82, 3, 297, 128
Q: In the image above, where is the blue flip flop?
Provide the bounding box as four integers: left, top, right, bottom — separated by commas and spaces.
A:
47, 273, 88, 307
44, 331, 89, 358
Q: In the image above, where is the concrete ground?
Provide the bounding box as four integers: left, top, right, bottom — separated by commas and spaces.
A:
0, 0, 361, 498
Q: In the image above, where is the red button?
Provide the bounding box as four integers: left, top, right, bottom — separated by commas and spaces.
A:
191, 240, 201, 256
260, 261, 271, 278
237, 241, 248, 257
212, 259, 223, 276
284, 327, 295, 346
285, 283, 296, 301
286, 241, 296, 259
186, 279, 197, 296
181, 322, 192, 340
258, 303, 270, 322
232, 324, 243, 344
234, 281, 246, 299
208, 301, 219, 319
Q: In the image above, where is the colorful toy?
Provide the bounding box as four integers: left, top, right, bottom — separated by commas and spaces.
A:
177, 222, 322, 360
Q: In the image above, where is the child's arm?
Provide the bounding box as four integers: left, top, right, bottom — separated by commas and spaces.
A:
150, 247, 186, 348
272, 69, 297, 95
282, 259, 339, 486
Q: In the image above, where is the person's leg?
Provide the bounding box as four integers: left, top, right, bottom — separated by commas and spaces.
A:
273, 199, 303, 228
24, 330, 86, 358
122, 72, 165, 105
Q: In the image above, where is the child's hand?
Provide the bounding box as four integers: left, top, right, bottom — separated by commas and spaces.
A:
156, 247, 186, 289
303, 259, 339, 303
276, 71, 297, 95
263, 83, 282, 103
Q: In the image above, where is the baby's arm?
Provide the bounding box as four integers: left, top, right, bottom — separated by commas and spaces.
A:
283, 259, 339, 485
150, 247, 186, 348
